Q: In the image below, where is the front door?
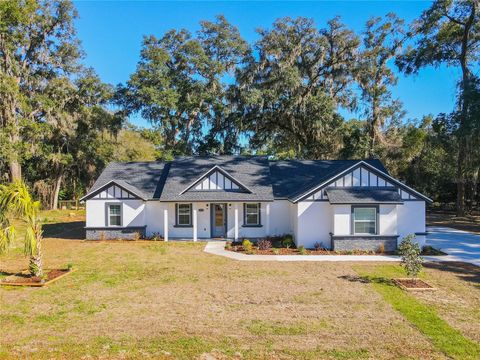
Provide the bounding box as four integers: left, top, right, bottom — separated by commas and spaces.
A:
211, 203, 227, 238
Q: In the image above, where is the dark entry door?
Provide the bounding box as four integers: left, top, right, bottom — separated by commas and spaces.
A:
211, 203, 226, 238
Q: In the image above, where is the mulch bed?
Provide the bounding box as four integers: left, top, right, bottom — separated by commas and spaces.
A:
0, 268, 75, 287
393, 278, 436, 291
226, 246, 390, 256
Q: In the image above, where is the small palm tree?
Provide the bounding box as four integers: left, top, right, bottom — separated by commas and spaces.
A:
0, 181, 43, 277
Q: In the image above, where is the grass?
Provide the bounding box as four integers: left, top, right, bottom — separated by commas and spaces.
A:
0, 210, 479, 359
356, 264, 480, 360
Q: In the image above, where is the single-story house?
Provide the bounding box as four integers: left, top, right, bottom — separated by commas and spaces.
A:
81, 156, 431, 251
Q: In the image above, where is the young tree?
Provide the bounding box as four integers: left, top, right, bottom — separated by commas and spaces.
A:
0, 0, 81, 181
397, 0, 480, 215
0, 181, 44, 277
398, 234, 424, 279
357, 13, 406, 157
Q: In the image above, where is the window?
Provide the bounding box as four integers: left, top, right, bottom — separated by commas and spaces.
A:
176, 204, 192, 226
244, 203, 260, 226
353, 207, 377, 235
108, 204, 122, 226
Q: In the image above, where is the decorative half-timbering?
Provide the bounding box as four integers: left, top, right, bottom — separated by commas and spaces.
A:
183, 166, 250, 193
90, 184, 140, 199
305, 164, 418, 201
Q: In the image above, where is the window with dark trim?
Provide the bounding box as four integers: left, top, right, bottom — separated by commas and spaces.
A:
108, 204, 122, 226
352, 207, 377, 235
244, 203, 261, 226
176, 203, 192, 226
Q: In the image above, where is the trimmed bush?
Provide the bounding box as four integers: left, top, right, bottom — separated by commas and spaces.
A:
242, 239, 253, 252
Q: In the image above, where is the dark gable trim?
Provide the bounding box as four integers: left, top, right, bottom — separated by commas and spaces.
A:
295, 162, 432, 204
81, 181, 145, 201
243, 202, 262, 227
179, 165, 253, 194
174, 203, 193, 228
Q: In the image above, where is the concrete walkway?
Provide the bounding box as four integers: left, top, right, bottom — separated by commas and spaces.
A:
426, 226, 480, 266
204, 229, 480, 266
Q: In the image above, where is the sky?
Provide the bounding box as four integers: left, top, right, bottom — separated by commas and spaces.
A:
73, 0, 462, 128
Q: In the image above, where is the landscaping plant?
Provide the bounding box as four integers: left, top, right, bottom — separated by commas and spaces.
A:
0, 181, 44, 276
242, 239, 253, 252
282, 235, 294, 249
298, 245, 306, 255
398, 234, 424, 278
258, 239, 272, 250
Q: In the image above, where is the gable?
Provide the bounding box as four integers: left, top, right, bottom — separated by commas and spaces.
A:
302, 164, 425, 202
193, 170, 241, 191
181, 166, 251, 194
84, 182, 142, 201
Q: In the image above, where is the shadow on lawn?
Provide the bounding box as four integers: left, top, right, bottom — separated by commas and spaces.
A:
424, 261, 480, 286
42, 221, 85, 240
339, 274, 394, 286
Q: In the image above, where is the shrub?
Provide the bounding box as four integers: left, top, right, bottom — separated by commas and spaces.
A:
242, 239, 253, 252
66, 263, 74, 270
377, 243, 385, 254
313, 242, 323, 251
398, 234, 423, 278
225, 241, 232, 250
133, 231, 142, 241
298, 245, 306, 255
282, 234, 294, 249
150, 232, 163, 241
272, 248, 280, 255
258, 239, 272, 250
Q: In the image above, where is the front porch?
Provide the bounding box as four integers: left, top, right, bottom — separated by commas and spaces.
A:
161, 202, 272, 242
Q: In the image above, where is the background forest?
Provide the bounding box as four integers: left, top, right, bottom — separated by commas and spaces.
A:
0, 0, 479, 215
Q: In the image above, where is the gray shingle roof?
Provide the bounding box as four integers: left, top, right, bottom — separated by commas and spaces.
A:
159, 156, 274, 201
269, 159, 387, 201
82, 161, 169, 200
326, 187, 403, 204
82, 157, 427, 204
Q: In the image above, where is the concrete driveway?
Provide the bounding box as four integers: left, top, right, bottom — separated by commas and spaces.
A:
426, 226, 480, 266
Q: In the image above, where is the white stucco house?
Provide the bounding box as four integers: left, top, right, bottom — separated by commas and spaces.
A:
80, 156, 432, 251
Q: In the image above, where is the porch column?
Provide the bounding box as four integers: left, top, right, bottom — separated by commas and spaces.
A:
234, 203, 239, 241
164, 208, 168, 242
193, 205, 198, 242
265, 203, 270, 236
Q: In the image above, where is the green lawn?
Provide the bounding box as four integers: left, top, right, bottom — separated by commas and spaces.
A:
0, 210, 479, 359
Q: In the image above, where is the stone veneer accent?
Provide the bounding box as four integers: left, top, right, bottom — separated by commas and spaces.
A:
331, 235, 398, 252
86, 227, 146, 240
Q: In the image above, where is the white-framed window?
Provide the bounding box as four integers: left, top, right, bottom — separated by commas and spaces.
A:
108, 204, 122, 226
353, 207, 377, 235
176, 203, 192, 226
244, 203, 260, 226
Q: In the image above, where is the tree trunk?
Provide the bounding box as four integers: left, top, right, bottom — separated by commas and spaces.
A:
52, 172, 63, 210
9, 159, 22, 181
456, 138, 466, 216
29, 255, 43, 278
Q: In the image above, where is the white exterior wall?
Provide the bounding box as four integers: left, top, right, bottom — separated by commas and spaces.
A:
379, 205, 397, 235
296, 202, 332, 249
397, 201, 426, 247
332, 205, 351, 236
269, 200, 294, 236
86, 199, 146, 228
